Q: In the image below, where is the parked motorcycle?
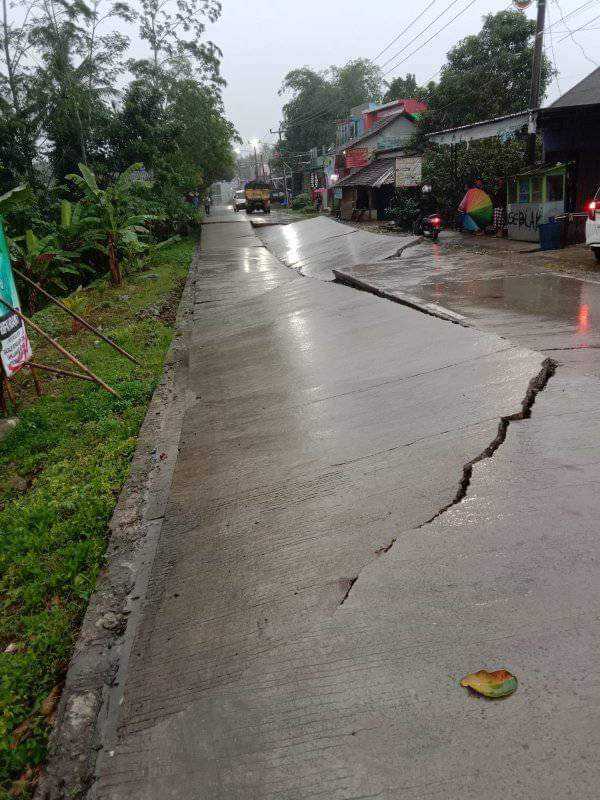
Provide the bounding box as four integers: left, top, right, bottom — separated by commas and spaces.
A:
413, 212, 442, 242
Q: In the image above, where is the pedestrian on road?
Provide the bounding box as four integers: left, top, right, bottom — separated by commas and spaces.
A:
204, 195, 211, 216
492, 177, 506, 238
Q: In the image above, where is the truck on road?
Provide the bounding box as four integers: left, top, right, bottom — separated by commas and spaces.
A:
245, 181, 271, 214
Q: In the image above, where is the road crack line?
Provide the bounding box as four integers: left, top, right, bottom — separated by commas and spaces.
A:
337, 357, 557, 608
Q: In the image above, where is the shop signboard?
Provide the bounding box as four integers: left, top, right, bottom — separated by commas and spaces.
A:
395, 156, 422, 188
346, 148, 369, 169
0, 220, 32, 376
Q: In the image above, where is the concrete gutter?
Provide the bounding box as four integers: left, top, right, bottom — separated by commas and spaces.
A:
35, 246, 199, 800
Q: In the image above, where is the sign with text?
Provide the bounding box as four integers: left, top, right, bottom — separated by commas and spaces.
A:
345, 148, 369, 169
395, 156, 422, 188
0, 221, 31, 376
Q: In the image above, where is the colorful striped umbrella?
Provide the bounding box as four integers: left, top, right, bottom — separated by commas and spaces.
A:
461, 188, 493, 230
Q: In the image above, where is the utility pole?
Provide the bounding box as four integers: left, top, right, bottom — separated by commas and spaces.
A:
528, 0, 546, 164
271, 124, 291, 207
253, 147, 259, 181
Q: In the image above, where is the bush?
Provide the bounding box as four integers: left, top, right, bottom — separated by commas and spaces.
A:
383, 195, 420, 229
291, 192, 314, 211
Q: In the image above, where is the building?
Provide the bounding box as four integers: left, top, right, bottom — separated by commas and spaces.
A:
538, 67, 600, 213
426, 67, 600, 243
332, 98, 427, 218
335, 99, 427, 175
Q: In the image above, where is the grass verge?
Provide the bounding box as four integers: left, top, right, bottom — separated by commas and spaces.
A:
0, 237, 195, 798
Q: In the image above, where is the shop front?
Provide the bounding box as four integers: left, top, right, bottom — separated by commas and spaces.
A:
507, 164, 568, 242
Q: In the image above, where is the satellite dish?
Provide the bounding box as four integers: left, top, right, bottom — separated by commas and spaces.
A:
513, 0, 533, 9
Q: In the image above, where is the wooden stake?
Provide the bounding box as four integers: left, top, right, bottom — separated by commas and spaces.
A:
12, 268, 140, 365
0, 297, 119, 397
29, 364, 43, 396
0, 377, 6, 416
3, 375, 16, 410
29, 361, 95, 382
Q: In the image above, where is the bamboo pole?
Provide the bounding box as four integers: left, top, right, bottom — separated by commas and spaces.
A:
29, 361, 95, 382
12, 268, 140, 365
0, 296, 119, 397
0, 374, 6, 416
29, 364, 42, 396
3, 375, 16, 409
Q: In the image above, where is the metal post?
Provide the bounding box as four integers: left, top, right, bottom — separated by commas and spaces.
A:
528, 0, 546, 164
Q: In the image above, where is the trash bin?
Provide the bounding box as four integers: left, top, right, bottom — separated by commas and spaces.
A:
539, 220, 562, 251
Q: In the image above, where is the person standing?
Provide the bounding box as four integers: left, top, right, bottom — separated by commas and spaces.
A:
491, 178, 506, 237
204, 194, 211, 216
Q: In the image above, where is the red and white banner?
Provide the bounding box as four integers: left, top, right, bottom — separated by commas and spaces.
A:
0, 220, 32, 377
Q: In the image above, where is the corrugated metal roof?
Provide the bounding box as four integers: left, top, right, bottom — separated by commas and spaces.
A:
336, 158, 396, 189
550, 67, 600, 110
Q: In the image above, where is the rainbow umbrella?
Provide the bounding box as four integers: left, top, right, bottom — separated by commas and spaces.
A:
461, 188, 493, 230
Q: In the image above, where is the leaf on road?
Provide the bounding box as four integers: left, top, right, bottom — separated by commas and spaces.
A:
460, 668, 517, 698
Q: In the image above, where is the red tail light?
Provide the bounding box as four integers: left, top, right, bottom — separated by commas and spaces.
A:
588, 200, 597, 221
430, 216, 441, 227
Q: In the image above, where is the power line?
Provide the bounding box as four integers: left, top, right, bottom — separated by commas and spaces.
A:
556, 11, 600, 40
379, 0, 465, 70
373, 0, 439, 61
553, 0, 599, 66
546, 3, 563, 95
383, 0, 481, 77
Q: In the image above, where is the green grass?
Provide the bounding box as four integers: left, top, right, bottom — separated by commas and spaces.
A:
0, 238, 195, 797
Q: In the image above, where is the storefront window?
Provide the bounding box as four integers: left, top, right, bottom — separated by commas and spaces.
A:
531, 175, 543, 203
519, 179, 530, 204
546, 173, 564, 202
508, 178, 517, 204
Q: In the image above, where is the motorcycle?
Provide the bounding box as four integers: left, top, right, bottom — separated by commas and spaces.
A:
413, 212, 442, 242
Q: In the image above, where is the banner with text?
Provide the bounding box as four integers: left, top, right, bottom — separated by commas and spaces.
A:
0, 221, 32, 376
395, 156, 422, 188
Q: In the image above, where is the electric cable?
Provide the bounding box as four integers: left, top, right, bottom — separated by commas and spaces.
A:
373, 0, 439, 61
379, 0, 466, 70
383, 0, 481, 77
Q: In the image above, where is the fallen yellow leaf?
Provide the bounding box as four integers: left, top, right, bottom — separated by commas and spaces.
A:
460, 668, 517, 698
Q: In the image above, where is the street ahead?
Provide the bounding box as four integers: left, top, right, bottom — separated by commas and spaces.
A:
93, 209, 600, 800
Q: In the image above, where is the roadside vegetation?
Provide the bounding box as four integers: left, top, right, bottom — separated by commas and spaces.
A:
0, 0, 237, 794
0, 235, 195, 797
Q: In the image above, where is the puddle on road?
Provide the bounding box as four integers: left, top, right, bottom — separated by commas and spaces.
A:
418, 272, 600, 335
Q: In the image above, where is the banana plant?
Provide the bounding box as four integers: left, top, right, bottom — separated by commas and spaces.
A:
67, 163, 157, 286
9, 229, 81, 314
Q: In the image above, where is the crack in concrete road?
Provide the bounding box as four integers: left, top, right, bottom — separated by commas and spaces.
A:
337, 357, 557, 607
423, 356, 557, 525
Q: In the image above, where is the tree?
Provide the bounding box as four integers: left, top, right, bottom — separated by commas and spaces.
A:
0, 0, 41, 188
332, 58, 383, 110
384, 73, 419, 103
422, 10, 554, 131
279, 58, 383, 156
133, 0, 223, 87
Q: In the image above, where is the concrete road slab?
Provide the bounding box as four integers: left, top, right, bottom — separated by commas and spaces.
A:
91, 210, 599, 800
257, 217, 414, 279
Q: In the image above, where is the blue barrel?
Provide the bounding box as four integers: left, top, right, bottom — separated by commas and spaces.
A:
539, 221, 562, 251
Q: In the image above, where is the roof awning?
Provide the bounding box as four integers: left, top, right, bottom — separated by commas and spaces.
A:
336, 159, 396, 189
429, 110, 534, 145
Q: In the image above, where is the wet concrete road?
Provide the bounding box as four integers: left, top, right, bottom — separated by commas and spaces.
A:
93, 207, 600, 800
329, 233, 600, 379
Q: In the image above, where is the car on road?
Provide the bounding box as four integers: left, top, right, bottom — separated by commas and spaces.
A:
232, 190, 246, 212
586, 188, 600, 261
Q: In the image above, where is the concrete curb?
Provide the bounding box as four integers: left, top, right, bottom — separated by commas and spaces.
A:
332, 269, 470, 327
35, 246, 199, 800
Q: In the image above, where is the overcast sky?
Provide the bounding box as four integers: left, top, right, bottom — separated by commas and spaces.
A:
206, 0, 599, 148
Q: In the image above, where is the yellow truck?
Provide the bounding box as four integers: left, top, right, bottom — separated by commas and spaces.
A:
244, 181, 271, 214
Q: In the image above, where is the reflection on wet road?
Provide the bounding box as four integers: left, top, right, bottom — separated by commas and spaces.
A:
330, 236, 600, 379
